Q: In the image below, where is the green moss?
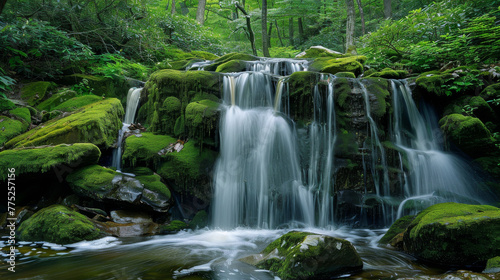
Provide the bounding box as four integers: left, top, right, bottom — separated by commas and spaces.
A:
309, 56, 366, 76
123, 133, 177, 168
367, 68, 408, 79
215, 59, 247, 73
439, 114, 497, 158
0, 116, 29, 146
185, 99, 220, 140
297, 47, 346, 58
20, 81, 56, 106
379, 215, 415, 244
443, 95, 495, 123
37, 89, 78, 111
415, 73, 454, 98
403, 202, 500, 266
204, 52, 258, 71
481, 83, 500, 100
485, 256, 500, 271
0, 97, 16, 111
161, 220, 188, 232
174, 115, 185, 137
52, 95, 103, 112
136, 173, 171, 199
334, 130, 359, 157
9, 107, 31, 123
190, 50, 219, 60
18, 205, 101, 244
362, 77, 391, 119
335, 72, 356, 78
5, 98, 124, 149
288, 71, 319, 121
66, 165, 117, 199
0, 143, 101, 181
189, 210, 208, 229
60, 74, 118, 98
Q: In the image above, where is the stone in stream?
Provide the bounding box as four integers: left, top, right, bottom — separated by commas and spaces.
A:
240, 231, 363, 280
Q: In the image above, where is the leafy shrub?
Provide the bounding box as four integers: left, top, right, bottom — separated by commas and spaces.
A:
89, 54, 151, 81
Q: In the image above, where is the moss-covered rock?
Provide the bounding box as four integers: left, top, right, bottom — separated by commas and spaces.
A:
484, 256, 500, 273
0, 143, 100, 181
402, 202, 500, 267
52, 95, 103, 112
439, 114, 497, 158
215, 59, 247, 73
443, 96, 496, 123
335, 72, 356, 78
367, 68, 409, 79
37, 89, 79, 111
189, 210, 208, 229
9, 107, 31, 123
160, 220, 188, 233
379, 215, 415, 245
287, 71, 320, 122
204, 52, 258, 71
123, 133, 177, 167
295, 46, 345, 58
481, 83, 500, 117
241, 231, 363, 279
361, 77, 391, 119
60, 74, 118, 98
185, 99, 220, 142
66, 165, 171, 212
0, 115, 29, 146
17, 205, 101, 244
309, 56, 367, 76
415, 73, 457, 101
5, 98, 123, 149
190, 50, 219, 60
0, 97, 16, 111
20, 81, 56, 106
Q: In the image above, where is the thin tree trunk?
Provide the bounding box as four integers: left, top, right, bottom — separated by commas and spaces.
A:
289, 17, 294, 46
268, 21, 273, 49
171, 0, 176, 15
261, 0, 270, 57
384, 0, 391, 19
355, 0, 365, 35
196, 0, 206, 24
235, 2, 257, 56
297, 17, 304, 44
275, 19, 284, 47
345, 0, 355, 52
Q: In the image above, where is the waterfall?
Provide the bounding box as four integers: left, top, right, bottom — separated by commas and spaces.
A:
111, 87, 142, 171
247, 58, 308, 75
391, 80, 485, 218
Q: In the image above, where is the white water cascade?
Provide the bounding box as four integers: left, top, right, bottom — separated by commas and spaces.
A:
391, 80, 485, 217
111, 87, 142, 171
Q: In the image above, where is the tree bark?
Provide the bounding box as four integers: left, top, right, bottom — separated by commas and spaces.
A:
235, 2, 257, 56
275, 19, 284, 47
196, 0, 206, 24
268, 21, 273, 49
384, 0, 391, 19
355, 0, 365, 35
261, 0, 270, 57
289, 17, 294, 46
297, 17, 304, 44
171, 0, 176, 15
0, 0, 7, 16
345, 0, 355, 52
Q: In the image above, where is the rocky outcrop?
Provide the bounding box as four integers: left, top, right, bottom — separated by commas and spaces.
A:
240, 231, 363, 279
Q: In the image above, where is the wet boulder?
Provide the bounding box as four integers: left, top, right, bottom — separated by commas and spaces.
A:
0, 108, 31, 145
17, 205, 102, 244
309, 56, 367, 76
295, 46, 344, 58
484, 256, 500, 273
240, 231, 363, 280
402, 203, 500, 267
98, 210, 158, 237
20, 81, 57, 106
66, 165, 171, 212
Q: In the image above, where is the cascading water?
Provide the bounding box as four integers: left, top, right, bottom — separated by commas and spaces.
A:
247, 58, 308, 76
111, 87, 142, 171
390, 80, 486, 218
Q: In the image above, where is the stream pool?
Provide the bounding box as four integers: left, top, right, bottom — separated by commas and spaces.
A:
1, 227, 449, 279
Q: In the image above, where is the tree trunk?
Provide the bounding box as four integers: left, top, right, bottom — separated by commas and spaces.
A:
345, 0, 355, 52
384, 0, 391, 19
261, 0, 270, 57
235, 3, 257, 56
196, 0, 206, 24
171, 0, 176, 15
0, 0, 6, 16
297, 17, 304, 44
289, 17, 294, 46
268, 21, 273, 49
275, 19, 284, 47
355, 0, 365, 35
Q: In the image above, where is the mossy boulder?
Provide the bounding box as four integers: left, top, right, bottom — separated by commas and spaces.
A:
415, 73, 457, 102
0, 97, 16, 111
60, 74, 118, 98
185, 99, 220, 142
439, 114, 497, 158
309, 56, 367, 76
189, 210, 208, 229
402, 203, 500, 267
122, 133, 178, 167
367, 68, 408, 79
0, 115, 29, 146
443, 96, 496, 123
51, 95, 103, 112
66, 165, 171, 212
37, 89, 79, 111
287, 71, 320, 122
335, 72, 356, 78
9, 107, 31, 123
484, 256, 500, 273
160, 220, 188, 233
20, 81, 56, 106
5, 98, 123, 149
190, 50, 219, 60
481, 83, 500, 116
295, 46, 345, 58
361, 77, 391, 119
17, 205, 101, 244
204, 52, 258, 71
240, 231, 363, 279
379, 215, 415, 246
215, 59, 247, 73
0, 143, 100, 181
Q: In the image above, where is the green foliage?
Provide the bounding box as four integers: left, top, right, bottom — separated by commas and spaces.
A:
71, 78, 94, 95
89, 54, 151, 81
441, 70, 484, 96
0, 67, 16, 94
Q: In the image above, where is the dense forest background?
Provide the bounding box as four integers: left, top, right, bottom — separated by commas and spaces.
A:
0, 0, 499, 89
